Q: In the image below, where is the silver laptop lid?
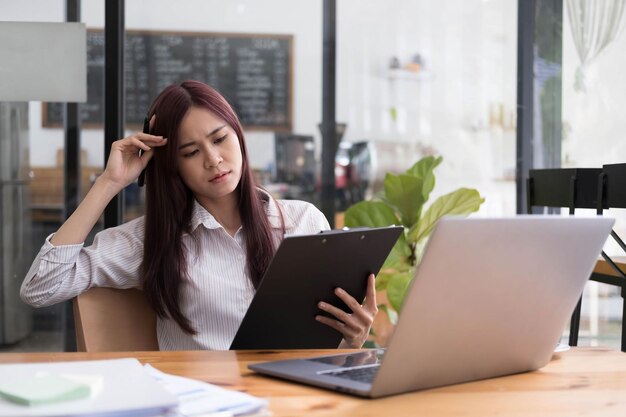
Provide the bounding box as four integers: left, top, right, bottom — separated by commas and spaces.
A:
370, 216, 613, 397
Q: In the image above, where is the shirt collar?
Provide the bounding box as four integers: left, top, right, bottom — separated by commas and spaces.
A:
190, 199, 221, 231
189, 188, 294, 232
262, 189, 295, 229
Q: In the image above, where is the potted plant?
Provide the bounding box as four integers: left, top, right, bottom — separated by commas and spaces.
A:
343, 155, 485, 346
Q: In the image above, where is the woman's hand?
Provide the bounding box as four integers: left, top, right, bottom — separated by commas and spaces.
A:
100, 115, 167, 190
316, 274, 378, 348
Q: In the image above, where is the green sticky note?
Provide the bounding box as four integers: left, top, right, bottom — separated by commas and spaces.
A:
0, 374, 91, 406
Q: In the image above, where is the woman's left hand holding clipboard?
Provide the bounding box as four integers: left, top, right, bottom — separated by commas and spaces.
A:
316, 274, 378, 349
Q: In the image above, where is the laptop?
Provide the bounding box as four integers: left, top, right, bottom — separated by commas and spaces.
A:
249, 216, 614, 398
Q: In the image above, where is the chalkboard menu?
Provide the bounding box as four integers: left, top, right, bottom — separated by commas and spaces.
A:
43, 29, 293, 131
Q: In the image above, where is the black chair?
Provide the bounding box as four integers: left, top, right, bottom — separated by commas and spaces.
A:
527, 168, 603, 347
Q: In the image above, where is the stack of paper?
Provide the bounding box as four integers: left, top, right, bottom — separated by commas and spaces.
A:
145, 365, 268, 417
0, 358, 178, 417
0, 358, 268, 417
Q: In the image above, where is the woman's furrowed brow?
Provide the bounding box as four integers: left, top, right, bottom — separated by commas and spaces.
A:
178, 141, 195, 150
206, 125, 227, 137
178, 125, 227, 150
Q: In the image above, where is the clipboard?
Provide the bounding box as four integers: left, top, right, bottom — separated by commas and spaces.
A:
230, 226, 403, 350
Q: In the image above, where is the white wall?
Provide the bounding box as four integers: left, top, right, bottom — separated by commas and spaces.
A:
337, 0, 518, 215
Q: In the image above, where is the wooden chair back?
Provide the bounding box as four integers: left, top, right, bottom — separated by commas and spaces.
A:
73, 287, 158, 352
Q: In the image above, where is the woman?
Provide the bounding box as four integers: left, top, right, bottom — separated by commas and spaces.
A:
21, 80, 377, 350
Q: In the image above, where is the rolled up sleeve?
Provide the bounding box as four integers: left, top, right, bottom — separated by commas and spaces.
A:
20, 218, 145, 307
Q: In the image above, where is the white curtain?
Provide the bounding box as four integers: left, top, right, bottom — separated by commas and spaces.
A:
566, 0, 626, 91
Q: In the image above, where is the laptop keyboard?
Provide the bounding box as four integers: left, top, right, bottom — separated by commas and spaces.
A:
324, 365, 380, 383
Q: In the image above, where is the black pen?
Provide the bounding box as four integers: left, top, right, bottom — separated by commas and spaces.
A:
138, 116, 150, 187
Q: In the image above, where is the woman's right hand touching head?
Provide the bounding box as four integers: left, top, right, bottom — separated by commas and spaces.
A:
100, 115, 167, 190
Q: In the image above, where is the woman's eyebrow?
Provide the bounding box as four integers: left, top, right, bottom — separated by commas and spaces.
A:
178, 125, 227, 150
178, 142, 195, 150
207, 125, 227, 137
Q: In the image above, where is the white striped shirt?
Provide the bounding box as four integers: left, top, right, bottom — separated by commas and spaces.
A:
20, 194, 330, 350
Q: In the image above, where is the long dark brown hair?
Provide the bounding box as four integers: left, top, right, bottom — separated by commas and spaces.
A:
141, 80, 278, 334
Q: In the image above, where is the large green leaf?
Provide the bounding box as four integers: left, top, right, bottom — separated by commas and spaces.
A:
386, 271, 414, 312
383, 173, 426, 227
344, 200, 400, 228
406, 155, 443, 201
408, 188, 485, 245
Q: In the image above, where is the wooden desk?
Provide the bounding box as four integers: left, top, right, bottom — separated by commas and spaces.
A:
1, 347, 626, 416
